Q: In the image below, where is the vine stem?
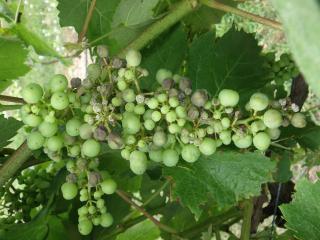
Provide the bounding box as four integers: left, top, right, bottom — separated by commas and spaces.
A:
240, 198, 254, 240
0, 95, 25, 104
200, 0, 282, 30
117, 0, 197, 57
116, 189, 178, 234
0, 142, 32, 186
78, 0, 97, 43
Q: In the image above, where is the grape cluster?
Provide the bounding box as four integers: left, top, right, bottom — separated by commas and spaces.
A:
19, 47, 307, 235
0, 165, 57, 224
264, 53, 300, 84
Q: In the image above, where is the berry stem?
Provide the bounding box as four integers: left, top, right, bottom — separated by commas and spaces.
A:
200, 0, 282, 30
116, 189, 177, 234
78, 0, 97, 43
117, 0, 197, 57
0, 142, 32, 186
240, 198, 254, 240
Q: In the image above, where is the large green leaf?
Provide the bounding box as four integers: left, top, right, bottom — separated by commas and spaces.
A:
271, 0, 320, 97
0, 37, 30, 92
164, 151, 275, 218
115, 220, 160, 240
280, 179, 320, 240
0, 115, 22, 149
140, 26, 188, 90
187, 30, 270, 97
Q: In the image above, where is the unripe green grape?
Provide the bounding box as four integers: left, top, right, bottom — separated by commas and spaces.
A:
250, 120, 266, 133
146, 98, 159, 109
69, 145, 81, 157
213, 111, 221, 119
129, 151, 148, 175
97, 45, 109, 58
153, 131, 167, 147
87, 63, 101, 80
92, 217, 101, 226
27, 131, 45, 150
263, 109, 283, 129
78, 206, 88, 216
197, 128, 206, 138
204, 101, 212, 110
149, 150, 163, 163
219, 130, 232, 145
253, 132, 271, 151
181, 145, 200, 163
199, 138, 216, 156
88, 205, 96, 214
117, 79, 127, 91
80, 188, 88, 197
144, 119, 155, 130
156, 69, 172, 84
78, 219, 93, 235
291, 113, 307, 128
125, 135, 136, 145
168, 97, 179, 108
232, 134, 252, 149
249, 93, 269, 111
213, 120, 223, 133
31, 105, 40, 114
156, 93, 168, 103
175, 106, 187, 119
134, 104, 145, 115
177, 118, 186, 127
39, 121, 58, 138
124, 69, 134, 80
101, 179, 117, 194
66, 118, 82, 136
111, 97, 122, 107
218, 89, 239, 107
22, 83, 43, 104
122, 112, 141, 134
50, 74, 68, 93
162, 149, 179, 167
121, 148, 131, 160
221, 117, 231, 129
80, 195, 88, 202
23, 114, 42, 127
96, 199, 105, 209
47, 135, 64, 152
82, 139, 101, 157
168, 123, 180, 134
68, 92, 77, 103
61, 182, 78, 200
206, 126, 214, 135
94, 190, 103, 200
151, 111, 162, 122
100, 213, 113, 227
51, 92, 69, 110
163, 134, 176, 148
79, 123, 93, 139
122, 89, 136, 103
160, 105, 170, 114
125, 102, 135, 112
267, 128, 281, 140
166, 111, 177, 123
126, 49, 142, 67
80, 92, 91, 104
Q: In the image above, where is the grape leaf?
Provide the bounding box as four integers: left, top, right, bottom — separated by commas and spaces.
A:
115, 220, 160, 240
164, 151, 275, 218
280, 179, 320, 240
187, 30, 270, 97
140, 26, 188, 90
0, 37, 30, 92
112, 0, 159, 28
0, 115, 22, 149
271, 0, 320, 98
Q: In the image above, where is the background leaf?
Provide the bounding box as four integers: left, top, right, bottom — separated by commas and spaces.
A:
115, 220, 160, 240
271, 0, 320, 97
187, 30, 270, 98
280, 179, 320, 240
0, 37, 30, 92
164, 151, 275, 218
0, 115, 22, 149
140, 26, 188, 90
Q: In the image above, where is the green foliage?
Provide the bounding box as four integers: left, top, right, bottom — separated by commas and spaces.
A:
115, 220, 160, 240
187, 30, 270, 98
271, 0, 320, 97
280, 179, 320, 240
0, 115, 22, 149
0, 38, 30, 92
164, 152, 275, 218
